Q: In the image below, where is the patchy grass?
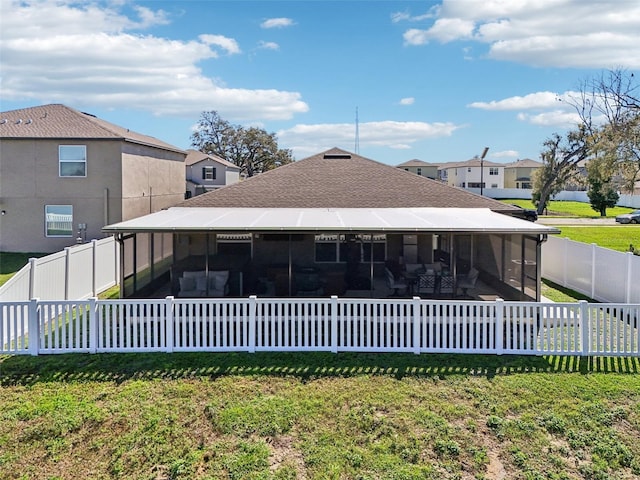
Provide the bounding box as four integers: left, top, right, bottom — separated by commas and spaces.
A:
503, 199, 635, 218
0, 352, 638, 479
556, 226, 640, 253
542, 279, 594, 303
0, 252, 47, 286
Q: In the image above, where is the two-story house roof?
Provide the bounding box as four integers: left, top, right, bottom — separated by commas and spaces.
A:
185, 149, 240, 198
396, 159, 440, 180
439, 157, 505, 189
0, 104, 186, 252
503, 158, 542, 189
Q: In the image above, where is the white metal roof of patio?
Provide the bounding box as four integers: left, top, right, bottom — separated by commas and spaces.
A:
103, 207, 559, 234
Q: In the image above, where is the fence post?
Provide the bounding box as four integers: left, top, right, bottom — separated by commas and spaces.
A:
89, 297, 98, 353
590, 244, 597, 300
331, 296, 338, 353
64, 247, 71, 300
579, 300, 590, 357
92, 239, 98, 297
495, 298, 504, 355
28, 257, 37, 300
248, 295, 257, 353
625, 252, 633, 304
563, 238, 569, 288
28, 298, 39, 356
412, 296, 421, 355
165, 296, 174, 353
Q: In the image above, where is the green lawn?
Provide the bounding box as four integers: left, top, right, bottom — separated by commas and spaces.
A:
0, 252, 47, 286
504, 199, 636, 218
0, 352, 638, 479
556, 226, 640, 252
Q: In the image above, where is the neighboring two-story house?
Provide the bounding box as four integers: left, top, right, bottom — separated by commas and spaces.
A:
440, 157, 505, 189
396, 159, 439, 180
0, 104, 186, 252
185, 149, 240, 198
503, 158, 542, 189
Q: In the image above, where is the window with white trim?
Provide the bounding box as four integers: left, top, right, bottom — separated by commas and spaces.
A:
59, 145, 86, 177
417, 168, 422, 176
489, 167, 499, 175
202, 166, 216, 181
45, 205, 73, 237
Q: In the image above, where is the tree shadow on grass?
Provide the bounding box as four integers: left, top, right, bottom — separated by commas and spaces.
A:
1, 352, 638, 386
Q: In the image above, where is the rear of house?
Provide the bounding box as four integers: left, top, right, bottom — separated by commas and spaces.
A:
0, 104, 186, 252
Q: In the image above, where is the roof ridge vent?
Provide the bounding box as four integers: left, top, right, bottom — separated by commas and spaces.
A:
323, 153, 352, 159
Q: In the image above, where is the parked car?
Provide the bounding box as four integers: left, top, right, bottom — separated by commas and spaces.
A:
615, 210, 640, 224
510, 205, 538, 222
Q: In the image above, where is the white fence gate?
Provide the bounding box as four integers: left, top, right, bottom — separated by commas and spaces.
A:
2, 297, 639, 357
0, 237, 119, 302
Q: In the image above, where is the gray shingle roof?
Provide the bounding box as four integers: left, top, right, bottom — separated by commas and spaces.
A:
504, 158, 543, 168
185, 149, 240, 169
396, 159, 438, 168
0, 104, 184, 153
180, 147, 519, 212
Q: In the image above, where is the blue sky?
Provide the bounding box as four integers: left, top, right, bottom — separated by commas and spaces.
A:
1, 0, 639, 165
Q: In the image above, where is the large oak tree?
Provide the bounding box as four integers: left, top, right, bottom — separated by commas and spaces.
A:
191, 111, 294, 177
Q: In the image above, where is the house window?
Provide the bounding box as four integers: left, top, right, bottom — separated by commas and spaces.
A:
491, 184, 498, 188
45, 205, 73, 237
417, 168, 422, 176
489, 167, 499, 175
59, 145, 86, 177
468, 167, 471, 172
202, 166, 216, 181
468, 182, 484, 188
315, 234, 386, 263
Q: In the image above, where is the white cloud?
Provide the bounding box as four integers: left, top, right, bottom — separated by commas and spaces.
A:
261, 17, 295, 29
516, 110, 582, 128
278, 120, 461, 158
492, 150, 519, 158
0, 1, 308, 121
468, 90, 591, 127
258, 41, 280, 51
399, 97, 415, 106
402, 0, 640, 68
199, 34, 241, 55
468, 91, 575, 111
391, 8, 438, 23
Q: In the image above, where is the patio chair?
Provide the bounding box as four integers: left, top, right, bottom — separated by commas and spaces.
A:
385, 267, 407, 296
416, 272, 437, 296
439, 273, 455, 297
457, 267, 479, 298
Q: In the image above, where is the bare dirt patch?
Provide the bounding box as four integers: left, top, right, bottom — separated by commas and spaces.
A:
268, 435, 307, 478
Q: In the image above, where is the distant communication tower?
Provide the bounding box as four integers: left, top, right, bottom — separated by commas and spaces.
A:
354, 107, 360, 154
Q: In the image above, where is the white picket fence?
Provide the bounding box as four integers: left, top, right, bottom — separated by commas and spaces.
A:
0, 237, 119, 302
2, 296, 638, 357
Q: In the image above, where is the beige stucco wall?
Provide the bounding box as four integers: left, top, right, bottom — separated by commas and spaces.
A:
121, 143, 185, 221
504, 167, 536, 188
400, 165, 439, 179
0, 138, 185, 252
0, 139, 123, 252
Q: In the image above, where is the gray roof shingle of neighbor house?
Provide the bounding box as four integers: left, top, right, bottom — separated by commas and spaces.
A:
396, 159, 439, 168
505, 158, 542, 168
180, 147, 520, 212
0, 104, 184, 153
185, 149, 240, 169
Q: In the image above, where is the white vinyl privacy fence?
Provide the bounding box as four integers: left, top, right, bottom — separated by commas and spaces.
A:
2, 296, 639, 357
542, 236, 640, 304
0, 237, 119, 302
